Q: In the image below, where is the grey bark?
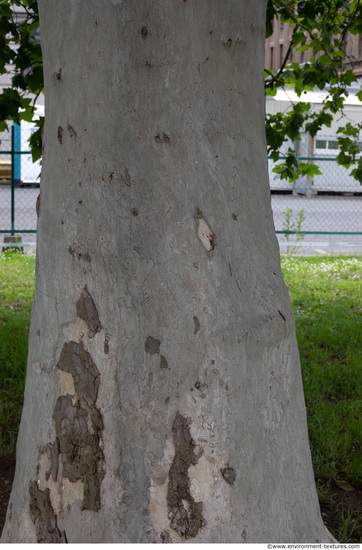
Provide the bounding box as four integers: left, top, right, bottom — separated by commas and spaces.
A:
2, 0, 334, 543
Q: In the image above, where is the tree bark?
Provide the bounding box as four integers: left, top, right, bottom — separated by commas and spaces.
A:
2, 0, 334, 543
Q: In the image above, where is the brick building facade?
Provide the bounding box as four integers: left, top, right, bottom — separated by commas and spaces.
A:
265, 18, 362, 79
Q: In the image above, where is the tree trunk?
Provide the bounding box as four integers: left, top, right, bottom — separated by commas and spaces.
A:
2, 1, 334, 543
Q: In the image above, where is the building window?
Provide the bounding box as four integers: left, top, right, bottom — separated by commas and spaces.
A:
270, 46, 274, 70
280, 43, 284, 65
315, 138, 340, 154
316, 139, 327, 150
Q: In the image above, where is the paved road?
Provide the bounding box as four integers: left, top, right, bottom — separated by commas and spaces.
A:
0, 187, 38, 232
271, 193, 362, 233
271, 193, 362, 255
0, 187, 361, 255
0, 187, 38, 252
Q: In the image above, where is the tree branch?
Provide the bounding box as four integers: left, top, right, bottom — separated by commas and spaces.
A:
265, 39, 294, 89
273, 0, 314, 40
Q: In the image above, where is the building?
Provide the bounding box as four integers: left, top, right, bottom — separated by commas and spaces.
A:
266, 86, 362, 194
265, 16, 362, 195
265, 18, 362, 79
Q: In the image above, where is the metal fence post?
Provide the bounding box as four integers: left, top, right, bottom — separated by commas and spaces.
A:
11, 125, 15, 236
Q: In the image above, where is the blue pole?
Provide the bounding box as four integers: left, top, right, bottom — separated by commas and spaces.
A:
11, 126, 15, 235
13, 122, 21, 183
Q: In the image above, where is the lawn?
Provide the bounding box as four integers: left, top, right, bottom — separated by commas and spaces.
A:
281, 256, 362, 487
281, 256, 362, 542
0, 251, 361, 542
0, 251, 35, 454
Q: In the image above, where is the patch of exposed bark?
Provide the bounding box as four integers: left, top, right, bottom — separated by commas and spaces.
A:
167, 413, 204, 539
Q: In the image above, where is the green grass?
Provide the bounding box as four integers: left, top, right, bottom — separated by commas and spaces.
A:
281, 256, 362, 489
0, 250, 36, 454
335, 502, 361, 543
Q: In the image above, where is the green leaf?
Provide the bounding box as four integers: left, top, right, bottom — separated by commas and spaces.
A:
350, 166, 362, 184
299, 163, 323, 177
28, 118, 43, 163
266, 0, 276, 38
337, 151, 354, 168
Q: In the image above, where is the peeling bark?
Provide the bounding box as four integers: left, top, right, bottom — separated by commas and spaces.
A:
29, 482, 66, 543
167, 413, 204, 539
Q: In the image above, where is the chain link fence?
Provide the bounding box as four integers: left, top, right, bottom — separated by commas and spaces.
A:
270, 155, 360, 216
0, 127, 361, 253
0, 125, 39, 250
269, 154, 362, 253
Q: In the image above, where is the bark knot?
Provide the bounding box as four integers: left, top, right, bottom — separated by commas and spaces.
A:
57, 126, 63, 144
221, 465, 236, 486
